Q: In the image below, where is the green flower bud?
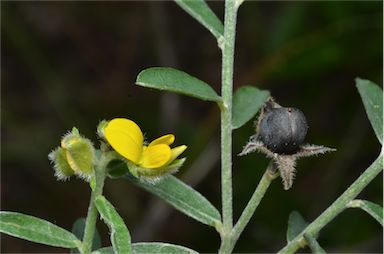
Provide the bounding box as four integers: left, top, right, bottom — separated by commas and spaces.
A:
49, 127, 95, 181
48, 147, 75, 180
61, 133, 95, 178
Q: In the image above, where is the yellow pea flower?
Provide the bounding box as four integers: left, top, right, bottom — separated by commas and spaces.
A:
104, 118, 187, 171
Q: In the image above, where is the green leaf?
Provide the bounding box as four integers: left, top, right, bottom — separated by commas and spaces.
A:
0, 211, 80, 248
133, 242, 199, 254
356, 78, 383, 144
93, 246, 113, 254
136, 67, 221, 102
70, 218, 101, 253
287, 211, 326, 253
348, 199, 383, 226
286, 211, 308, 242
232, 86, 270, 129
125, 174, 222, 228
304, 234, 326, 254
287, 212, 325, 252
94, 196, 132, 254
95, 242, 198, 254
174, 0, 224, 40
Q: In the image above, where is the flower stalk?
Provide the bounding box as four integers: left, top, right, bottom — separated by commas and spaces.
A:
230, 163, 278, 250
81, 154, 110, 254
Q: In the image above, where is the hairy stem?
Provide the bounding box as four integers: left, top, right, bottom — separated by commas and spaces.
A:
219, 0, 238, 253
277, 154, 383, 254
81, 156, 109, 254
229, 164, 278, 251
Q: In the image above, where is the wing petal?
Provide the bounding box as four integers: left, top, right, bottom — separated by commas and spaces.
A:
149, 134, 175, 147
141, 144, 171, 169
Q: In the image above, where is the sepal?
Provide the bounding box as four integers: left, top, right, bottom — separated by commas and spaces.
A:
97, 120, 109, 140
48, 147, 75, 180
127, 158, 186, 183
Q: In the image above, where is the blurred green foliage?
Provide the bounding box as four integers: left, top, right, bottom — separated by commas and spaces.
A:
1, 1, 382, 253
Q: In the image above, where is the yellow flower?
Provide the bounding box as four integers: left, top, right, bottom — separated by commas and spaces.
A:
104, 118, 187, 170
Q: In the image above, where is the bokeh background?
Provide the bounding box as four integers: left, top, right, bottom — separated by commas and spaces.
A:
1, 1, 382, 253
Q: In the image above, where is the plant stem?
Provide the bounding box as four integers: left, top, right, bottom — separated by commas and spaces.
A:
228, 164, 278, 252
219, 0, 238, 253
277, 154, 383, 254
81, 156, 108, 254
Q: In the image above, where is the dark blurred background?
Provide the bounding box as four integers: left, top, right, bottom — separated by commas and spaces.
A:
1, 1, 382, 253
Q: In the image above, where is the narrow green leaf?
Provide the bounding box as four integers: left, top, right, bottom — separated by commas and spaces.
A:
286, 211, 308, 242
304, 234, 326, 254
94, 196, 132, 254
0, 211, 79, 248
288, 212, 325, 252
174, 0, 224, 40
348, 199, 383, 226
356, 78, 383, 144
136, 67, 221, 102
70, 218, 101, 253
93, 246, 113, 254
95, 242, 198, 254
232, 86, 270, 129
125, 174, 222, 228
133, 242, 199, 254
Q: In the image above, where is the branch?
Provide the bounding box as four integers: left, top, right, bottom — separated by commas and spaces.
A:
231, 163, 278, 247
278, 154, 383, 254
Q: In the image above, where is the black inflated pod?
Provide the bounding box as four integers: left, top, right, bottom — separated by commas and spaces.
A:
259, 107, 308, 154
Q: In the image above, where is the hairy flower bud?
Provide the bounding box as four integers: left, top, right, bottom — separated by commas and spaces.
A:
49, 127, 95, 181
48, 147, 75, 180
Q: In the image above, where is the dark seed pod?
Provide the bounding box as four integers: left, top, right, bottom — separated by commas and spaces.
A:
259, 107, 308, 154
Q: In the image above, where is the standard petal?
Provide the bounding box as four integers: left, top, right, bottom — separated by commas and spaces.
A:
168, 145, 187, 164
149, 134, 175, 147
140, 144, 171, 169
105, 118, 144, 163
